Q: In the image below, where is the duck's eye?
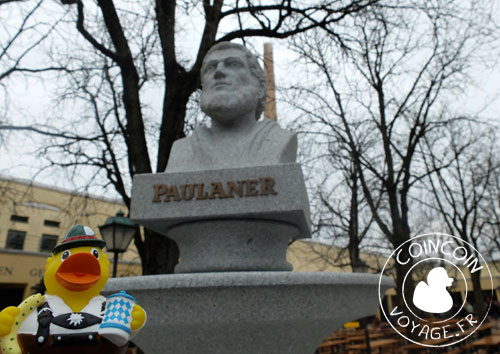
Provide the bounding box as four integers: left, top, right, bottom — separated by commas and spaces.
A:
91, 248, 100, 259
61, 250, 71, 261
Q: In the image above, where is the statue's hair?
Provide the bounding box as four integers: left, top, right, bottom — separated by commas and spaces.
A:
201, 42, 267, 120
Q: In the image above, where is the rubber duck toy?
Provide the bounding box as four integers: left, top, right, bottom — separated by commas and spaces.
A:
0, 225, 146, 354
413, 266, 454, 313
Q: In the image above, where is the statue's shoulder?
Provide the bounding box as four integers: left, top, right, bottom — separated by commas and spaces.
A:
256, 119, 297, 163
171, 135, 190, 149
257, 119, 296, 141
171, 126, 209, 149
167, 127, 210, 172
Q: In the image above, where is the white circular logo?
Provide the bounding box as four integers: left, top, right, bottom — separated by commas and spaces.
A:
378, 233, 493, 347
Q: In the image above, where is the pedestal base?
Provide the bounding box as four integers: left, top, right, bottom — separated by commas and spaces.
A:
105, 272, 394, 354
169, 219, 297, 272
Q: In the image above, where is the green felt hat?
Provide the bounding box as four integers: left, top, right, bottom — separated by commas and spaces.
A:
53, 224, 106, 254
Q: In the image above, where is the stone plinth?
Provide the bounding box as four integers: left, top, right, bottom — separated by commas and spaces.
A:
170, 220, 295, 272
130, 163, 310, 272
105, 272, 394, 354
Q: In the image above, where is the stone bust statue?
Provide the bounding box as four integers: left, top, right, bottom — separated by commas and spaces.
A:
166, 42, 297, 172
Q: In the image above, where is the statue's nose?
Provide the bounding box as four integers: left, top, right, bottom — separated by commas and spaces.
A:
214, 67, 226, 79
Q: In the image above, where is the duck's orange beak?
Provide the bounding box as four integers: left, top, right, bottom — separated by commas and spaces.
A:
56, 253, 101, 291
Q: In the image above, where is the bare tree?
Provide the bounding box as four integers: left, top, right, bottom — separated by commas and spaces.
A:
422, 122, 498, 318
0, 0, 71, 204
0, 0, 71, 150
286, 0, 497, 325
483, 164, 500, 272
0, 1, 67, 85
318, 165, 377, 271
298, 135, 381, 272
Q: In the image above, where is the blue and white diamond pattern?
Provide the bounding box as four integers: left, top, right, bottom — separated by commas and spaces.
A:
104, 298, 132, 324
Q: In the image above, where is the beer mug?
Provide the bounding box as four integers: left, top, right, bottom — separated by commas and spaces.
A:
99, 290, 136, 347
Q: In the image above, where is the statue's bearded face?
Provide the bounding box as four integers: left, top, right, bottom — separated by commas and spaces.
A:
200, 48, 260, 124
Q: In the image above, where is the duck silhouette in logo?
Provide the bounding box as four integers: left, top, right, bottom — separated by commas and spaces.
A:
413, 267, 454, 313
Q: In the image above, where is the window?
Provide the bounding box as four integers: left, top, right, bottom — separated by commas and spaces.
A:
44, 220, 60, 228
10, 215, 28, 223
6, 230, 26, 250
40, 234, 58, 253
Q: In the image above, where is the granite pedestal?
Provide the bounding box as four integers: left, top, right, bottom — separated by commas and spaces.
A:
169, 220, 296, 272
105, 272, 394, 354
126, 160, 395, 353
130, 163, 310, 272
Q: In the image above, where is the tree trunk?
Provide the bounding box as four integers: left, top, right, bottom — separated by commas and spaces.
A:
348, 170, 362, 268
392, 243, 419, 341
470, 270, 486, 319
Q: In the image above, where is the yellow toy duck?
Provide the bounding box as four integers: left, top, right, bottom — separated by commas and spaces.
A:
0, 225, 146, 354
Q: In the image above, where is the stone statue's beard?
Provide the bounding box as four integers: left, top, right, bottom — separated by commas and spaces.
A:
201, 86, 258, 123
